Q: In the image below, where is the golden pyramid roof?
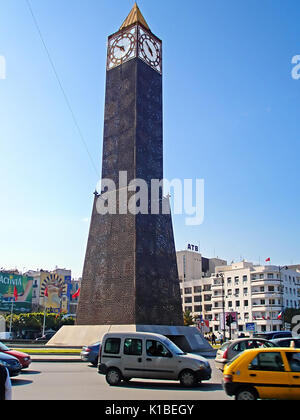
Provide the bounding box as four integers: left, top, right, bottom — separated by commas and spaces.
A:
120, 2, 150, 30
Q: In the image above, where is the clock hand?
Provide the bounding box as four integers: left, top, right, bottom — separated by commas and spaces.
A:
145, 41, 153, 57
116, 45, 125, 52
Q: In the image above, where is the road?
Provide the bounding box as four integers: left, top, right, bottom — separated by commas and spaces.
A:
11, 358, 231, 401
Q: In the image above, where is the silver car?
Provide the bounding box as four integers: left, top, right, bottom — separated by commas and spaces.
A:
98, 332, 211, 387
271, 337, 300, 348
215, 338, 275, 371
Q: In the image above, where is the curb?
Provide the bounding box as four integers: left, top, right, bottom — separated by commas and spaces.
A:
31, 356, 84, 363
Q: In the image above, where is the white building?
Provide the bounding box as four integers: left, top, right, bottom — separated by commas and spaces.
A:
210, 261, 300, 336
178, 251, 300, 337
176, 249, 227, 325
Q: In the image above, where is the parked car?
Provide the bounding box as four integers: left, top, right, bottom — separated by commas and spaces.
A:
223, 348, 300, 400
253, 331, 293, 340
98, 332, 211, 387
35, 332, 56, 342
0, 353, 22, 377
215, 338, 275, 371
0, 341, 31, 369
271, 337, 300, 349
81, 342, 101, 366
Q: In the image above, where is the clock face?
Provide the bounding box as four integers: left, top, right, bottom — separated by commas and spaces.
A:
107, 26, 162, 73
138, 29, 162, 73
107, 28, 137, 70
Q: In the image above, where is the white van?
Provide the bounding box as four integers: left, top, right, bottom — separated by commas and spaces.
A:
98, 332, 211, 387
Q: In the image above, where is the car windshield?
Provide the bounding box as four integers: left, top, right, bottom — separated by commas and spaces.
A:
160, 337, 186, 355
0, 342, 10, 351
254, 334, 271, 339
263, 341, 276, 347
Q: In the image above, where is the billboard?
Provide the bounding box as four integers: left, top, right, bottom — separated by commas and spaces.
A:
39, 272, 71, 313
0, 273, 33, 313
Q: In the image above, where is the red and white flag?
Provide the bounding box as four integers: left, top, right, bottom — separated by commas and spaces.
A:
72, 288, 80, 299
13, 286, 18, 301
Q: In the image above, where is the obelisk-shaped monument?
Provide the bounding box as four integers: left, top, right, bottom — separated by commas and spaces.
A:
76, 4, 184, 326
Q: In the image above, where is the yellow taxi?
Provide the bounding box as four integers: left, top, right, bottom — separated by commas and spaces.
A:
223, 347, 300, 400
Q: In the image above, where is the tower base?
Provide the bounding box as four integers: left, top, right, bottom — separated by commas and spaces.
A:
46, 325, 215, 356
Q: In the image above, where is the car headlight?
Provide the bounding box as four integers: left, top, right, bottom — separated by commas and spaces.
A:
199, 361, 210, 369
198, 362, 206, 369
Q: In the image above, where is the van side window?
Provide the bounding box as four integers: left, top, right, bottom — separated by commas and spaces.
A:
104, 338, 121, 354
146, 340, 170, 357
249, 352, 285, 372
124, 339, 142, 356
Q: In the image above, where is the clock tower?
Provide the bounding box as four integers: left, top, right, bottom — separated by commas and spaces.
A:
76, 3, 184, 326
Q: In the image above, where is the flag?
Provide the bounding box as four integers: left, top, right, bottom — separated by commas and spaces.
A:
44, 287, 48, 297
277, 311, 284, 320
72, 288, 80, 299
265, 258, 271, 262
13, 286, 18, 301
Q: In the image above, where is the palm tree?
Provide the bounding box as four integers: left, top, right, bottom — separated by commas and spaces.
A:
183, 310, 195, 326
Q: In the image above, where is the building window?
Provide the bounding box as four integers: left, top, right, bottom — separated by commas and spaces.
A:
194, 305, 202, 312
184, 287, 192, 294
269, 299, 275, 305
194, 286, 202, 293
185, 297, 192, 304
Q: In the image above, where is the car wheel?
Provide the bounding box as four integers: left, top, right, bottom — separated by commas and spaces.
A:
179, 370, 196, 387
106, 368, 122, 386
235, 387, 257, 400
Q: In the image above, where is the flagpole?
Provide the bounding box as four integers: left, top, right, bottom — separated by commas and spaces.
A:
9, 298, 14, 335
42, 289, 48, 337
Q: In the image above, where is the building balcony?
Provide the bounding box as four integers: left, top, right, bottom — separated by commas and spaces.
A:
251, 278, 282, 286
251, 291, 283, 299
252, 318, 282, 325
211, 294, 225, 301
252, 304, 282, 311
211, 282, 223, 289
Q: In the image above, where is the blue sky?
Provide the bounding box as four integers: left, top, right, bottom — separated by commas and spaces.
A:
0, 0, 299, 277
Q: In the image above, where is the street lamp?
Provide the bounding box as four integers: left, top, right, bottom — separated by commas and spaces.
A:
278, 265, 288, 331
216, 272, 226, 340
